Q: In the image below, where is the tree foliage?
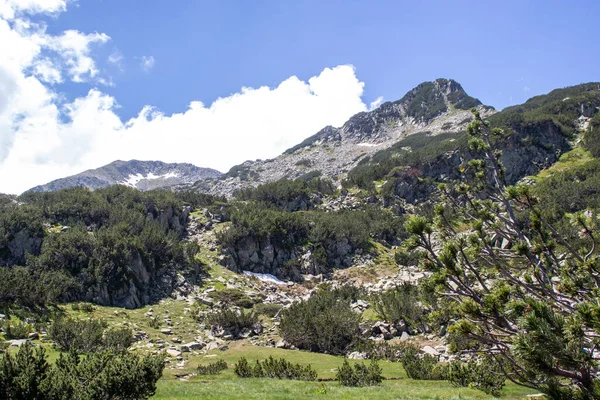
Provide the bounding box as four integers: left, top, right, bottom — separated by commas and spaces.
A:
0, 343, 164, 400
404, 109, 600, 397
336, 359, 383, 387
278, 286, 362, 354
0, 186, 206, 307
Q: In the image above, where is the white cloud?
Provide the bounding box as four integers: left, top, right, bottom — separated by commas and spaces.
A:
32, 58, 62, 83
0, 6, 371, 194
140, 55, 154, 72
0, 0, 68, 20
45, 30, 111, 82
523, 86, 531, 93
369, 96, 384, 110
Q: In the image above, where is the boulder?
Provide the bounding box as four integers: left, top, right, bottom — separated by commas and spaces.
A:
421, 345, 440, 357
347, 351, 367, 360
205, 342, 220, 351
180, 342, 203, 352
166, 349, 181, 357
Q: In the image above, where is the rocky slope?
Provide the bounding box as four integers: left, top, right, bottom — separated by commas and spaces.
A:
28, 160, 222, 193
186, 78, 494, 197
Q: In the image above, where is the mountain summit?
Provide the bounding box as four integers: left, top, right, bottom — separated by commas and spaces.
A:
192, 78, 491, 197
28, 160, 222, 193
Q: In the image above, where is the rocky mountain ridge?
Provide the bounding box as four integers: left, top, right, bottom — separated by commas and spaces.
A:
28, 160, 222, 193
186, 78, 493, 197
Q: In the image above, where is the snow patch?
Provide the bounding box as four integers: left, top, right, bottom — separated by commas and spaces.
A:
123, 173, 145, 187
357, 143, 378, 147
243, 271, 286, 285
121, 171, 180, 187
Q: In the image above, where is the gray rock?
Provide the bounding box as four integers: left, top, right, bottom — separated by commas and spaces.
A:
205, 342, 219, 351
421, 346, 440, 357
180, 342, 204, 352
166, 349, 182, 357
8, 339, 31, 347
347, 351, 367, 360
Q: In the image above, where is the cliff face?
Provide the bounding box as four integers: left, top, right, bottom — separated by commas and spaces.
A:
221, 234, 360, 282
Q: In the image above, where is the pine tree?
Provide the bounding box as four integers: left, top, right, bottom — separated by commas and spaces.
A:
403, 109, 600, 398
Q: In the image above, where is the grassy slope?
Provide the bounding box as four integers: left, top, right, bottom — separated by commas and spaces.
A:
154, 341, 535, 400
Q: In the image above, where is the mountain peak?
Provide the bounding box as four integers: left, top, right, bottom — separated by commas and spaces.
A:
27, 160, 222, 193
394, 78, 483, 124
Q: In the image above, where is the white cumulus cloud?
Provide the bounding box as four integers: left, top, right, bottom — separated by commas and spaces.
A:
0, 5, 371, 194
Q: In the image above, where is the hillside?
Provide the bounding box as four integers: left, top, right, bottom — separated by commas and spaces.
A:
28, 160, 222, 193
2, 81, 600, 400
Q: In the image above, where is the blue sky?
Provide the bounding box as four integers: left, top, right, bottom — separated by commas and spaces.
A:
46, 0, 599, 119
0, 0, 598, 193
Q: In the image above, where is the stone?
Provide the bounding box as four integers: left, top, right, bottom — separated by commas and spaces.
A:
435, 345, 447, 354
166, 349, 181, 357
421, 346, 440, 357
161, 328, 173, 335
28, 332, 40, 340
8, 339, 31, 347
198, 297, 214, 306
400, 331, 410, 341
205, 342, 219, 351
180, 342, 204, 352
347, 351, 367, 360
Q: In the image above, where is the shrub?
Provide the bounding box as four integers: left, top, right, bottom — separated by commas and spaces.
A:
102, 327, 134, 352
197, 359, 228, 375
2, 320, 33, 340
233, 356, 317, 381
79, 303, 95, 313
0, 342, 165, 400
279, 287, 362, 354
0, 266, 77, 307
400, 346, 447, 380
371, 283, 426, 328
208, 288, 256, 308
49, 317, 106, 352
206, 309, 258, 337
148, 317, 160, 329
447, 358, 505, 396
49, 318, 132, 352
233, 357, 253, 378
336, 359, 383, 387
253, 303, 282, 318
